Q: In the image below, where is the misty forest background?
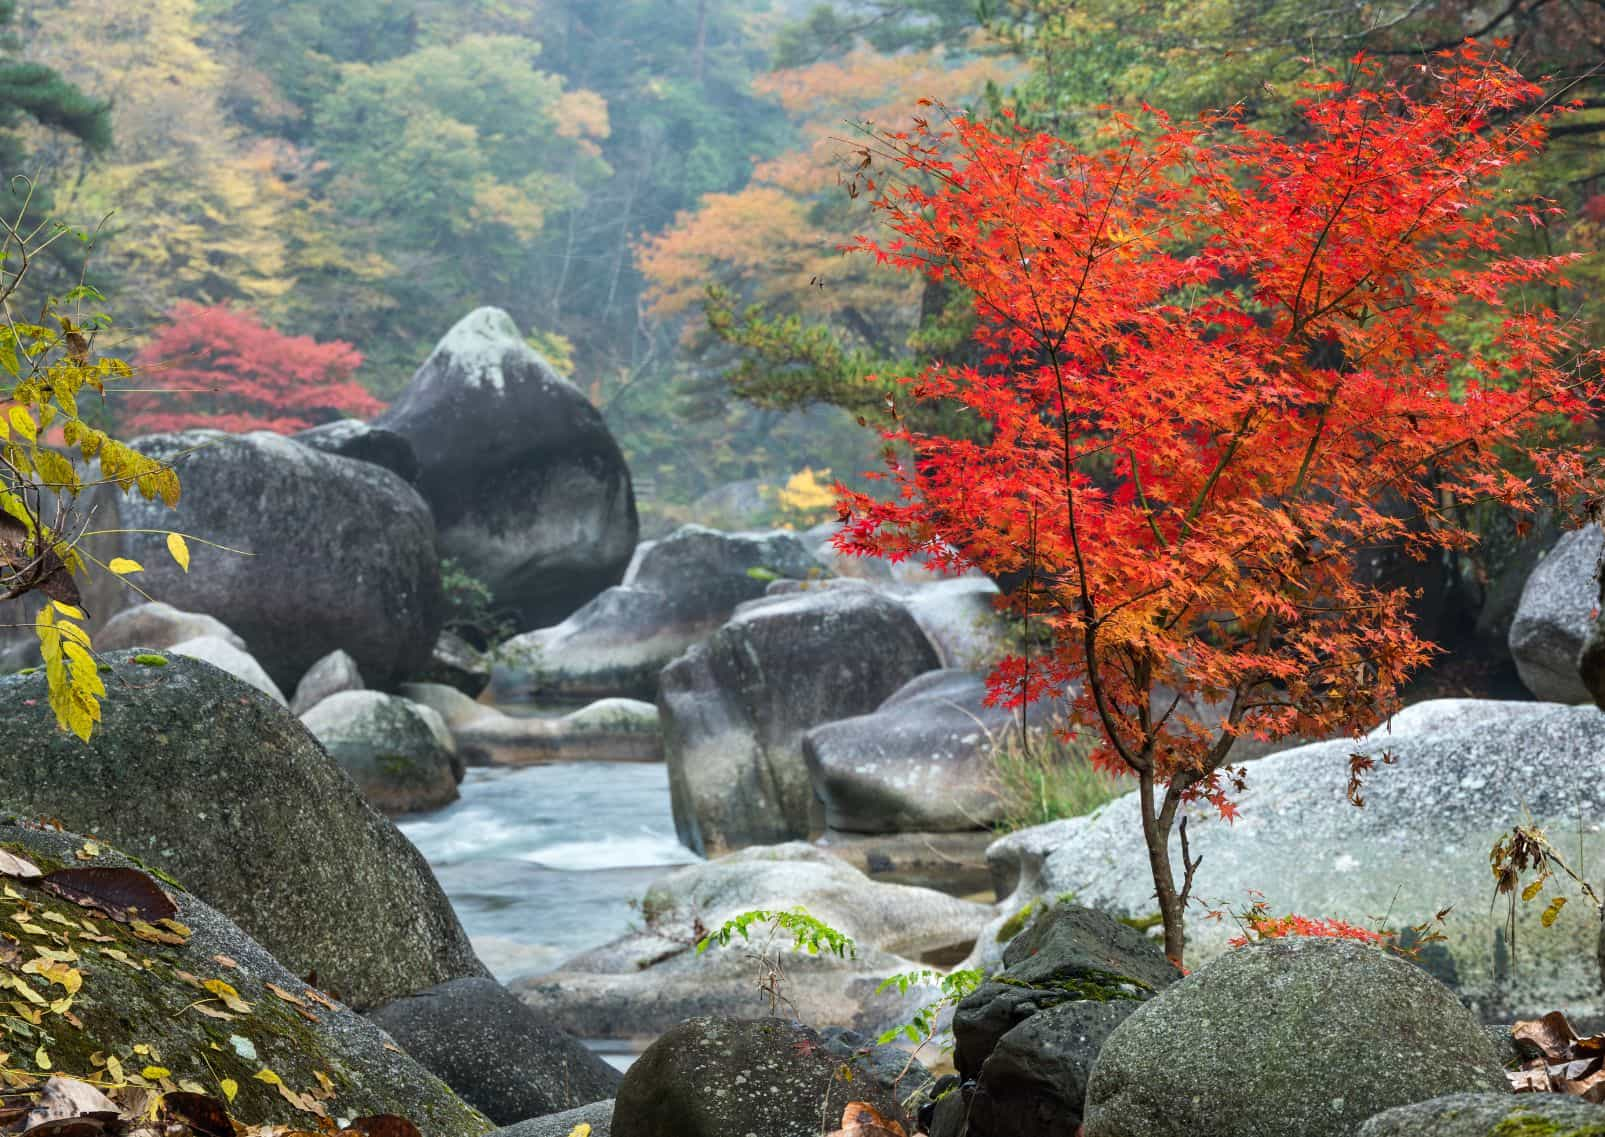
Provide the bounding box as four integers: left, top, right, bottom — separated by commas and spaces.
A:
1, 0, 1601, 532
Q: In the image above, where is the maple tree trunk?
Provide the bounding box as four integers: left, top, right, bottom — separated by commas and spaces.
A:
1138, 769, 1187, 965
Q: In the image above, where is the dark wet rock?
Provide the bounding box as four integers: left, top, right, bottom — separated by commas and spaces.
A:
1511, 524, 1600, 703
113, 429, 443, 691
377, 308, 636, 629
294, 419, 420, 483
366, 977, 619, 1126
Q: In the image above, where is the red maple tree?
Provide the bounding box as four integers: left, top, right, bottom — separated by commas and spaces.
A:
125, 302, 382, 434
836, 44, 1604, 961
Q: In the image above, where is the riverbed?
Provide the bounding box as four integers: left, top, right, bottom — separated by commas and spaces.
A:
398, 762, 700, 981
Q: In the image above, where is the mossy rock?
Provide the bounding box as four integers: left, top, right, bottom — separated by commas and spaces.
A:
1358, 1092, 1605, 1136
0, 819, 491, 1137
0, 652, 484, 1010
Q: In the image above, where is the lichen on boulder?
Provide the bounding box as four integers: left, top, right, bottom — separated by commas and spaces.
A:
0, 820, 491, 1137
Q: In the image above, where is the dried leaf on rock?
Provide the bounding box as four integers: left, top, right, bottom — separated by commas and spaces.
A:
341, 1117, 421, 1137
23, 1077, 118, 1129
0, 855, 40, 882
1510, 1011, 1605, 1096
39, 871, 175, 925
826, 1102, 906, 1137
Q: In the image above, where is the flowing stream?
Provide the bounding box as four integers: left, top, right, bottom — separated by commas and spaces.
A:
398, 762, 700, 982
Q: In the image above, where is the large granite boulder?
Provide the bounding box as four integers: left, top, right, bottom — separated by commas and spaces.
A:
1510, 524, 1600, 702
976, 698, 1605, 1019
1082, 939, 1509, 1137
111, 429, 443, 691
897, 577, 1009, 670
660, 588, 941, 856
377, 308, 637, 629
0, 652, 486, 1009
366, 977, 619, 1126
300, 690, 461, 815
98, 601, 247, 653
610, 1017, 910, 1137
294, 418, 420, 483
513, 843, 992, 1040
0, 819, 491, 1137
490, 525, 824, 701
806, 669, 1016, 833
1360, 1093, 1605, 1136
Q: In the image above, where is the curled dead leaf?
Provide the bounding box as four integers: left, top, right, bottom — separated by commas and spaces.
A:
40, 870, 176, 924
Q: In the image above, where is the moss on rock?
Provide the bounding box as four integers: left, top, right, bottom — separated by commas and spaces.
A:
0, 819, 491, 1137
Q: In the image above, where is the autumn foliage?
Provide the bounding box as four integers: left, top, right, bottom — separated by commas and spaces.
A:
125, 303, 382, 434
836, 45, 1604, 961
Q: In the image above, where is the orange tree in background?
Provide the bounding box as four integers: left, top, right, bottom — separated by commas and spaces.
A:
124, 302, 381, 434
836, 44, 1605, 963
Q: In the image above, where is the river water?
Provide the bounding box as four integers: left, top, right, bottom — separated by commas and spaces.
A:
398, 762, 701, 981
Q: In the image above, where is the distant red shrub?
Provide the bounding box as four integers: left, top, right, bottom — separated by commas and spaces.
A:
125, 302, 382, 434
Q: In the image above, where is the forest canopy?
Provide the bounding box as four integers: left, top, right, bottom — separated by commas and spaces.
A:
0, 0, 1596, 520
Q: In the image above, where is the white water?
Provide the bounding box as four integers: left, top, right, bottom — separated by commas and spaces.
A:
398, 763, 700, 981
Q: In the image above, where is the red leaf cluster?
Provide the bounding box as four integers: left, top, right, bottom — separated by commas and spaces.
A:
124, 303, 382, 435
837, 43, 1602, 817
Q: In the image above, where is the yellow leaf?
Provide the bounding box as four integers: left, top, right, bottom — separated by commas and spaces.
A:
8, 407, 35, 442
107, 557, 143, 575
33, 1046, 49, 1070
52, 601, 85, 620
167, 532, 190, 573
565, 1126, 592, 1137
220, 1078, 238, 1102
254, 1068, 283, 1087
203, 978, 251, 1013
141, 1065, 170, 1080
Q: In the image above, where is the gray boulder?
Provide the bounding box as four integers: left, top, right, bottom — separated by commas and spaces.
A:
492, 1101, 613, 1137
113, 429, 443, 690
977, 698, 1605, 1019
170, 634, 287, 704
377, 308, 637, 629
454, 698, 661, 765
0, 651, 486, 1009
1359, 1093, 1605, 1136
661, 587, 941, 856
513, 842, 992, 1040
98, 600, 247, 652
0, 819, 491, 1137
490, 525, 824, 702
1082, 939, 1509, 1137
294, 418, 420, 483
806, 669, 1015, 833
366, 977, 619, 1126
292, 648, 366, 715
1509, 524, 1600, 702
301, 690, 460, 815
610, 1017, 910, 1137
898, 577, 1009, 670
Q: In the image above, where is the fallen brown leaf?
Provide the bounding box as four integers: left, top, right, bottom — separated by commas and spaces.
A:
40, 871, 175, 925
